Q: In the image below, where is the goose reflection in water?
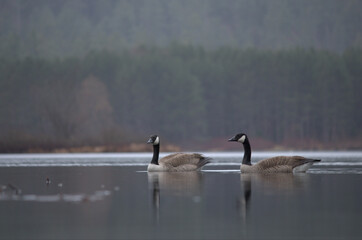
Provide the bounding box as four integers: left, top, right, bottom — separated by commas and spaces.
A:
238, 173, 309, 223
147, 171, 204, 222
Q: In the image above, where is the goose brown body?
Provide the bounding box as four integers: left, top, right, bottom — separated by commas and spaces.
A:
228, 133, 320, 173
240, 156, 320, 173
147, 135, 210, 172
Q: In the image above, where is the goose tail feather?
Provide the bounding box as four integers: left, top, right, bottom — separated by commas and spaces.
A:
306, 158, 321, 162
197, 156, 212, 169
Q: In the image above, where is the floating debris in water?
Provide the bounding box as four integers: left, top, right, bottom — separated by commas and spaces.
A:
0, 188, 112, 203
0, 184, 22, 195
0, 184, 22, 200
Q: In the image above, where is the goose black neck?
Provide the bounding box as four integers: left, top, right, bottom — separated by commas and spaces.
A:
151, 144, 160, 165
242, 139, 252, 165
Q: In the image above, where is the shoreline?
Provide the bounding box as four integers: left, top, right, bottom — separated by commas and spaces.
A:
2, 136, 362, 154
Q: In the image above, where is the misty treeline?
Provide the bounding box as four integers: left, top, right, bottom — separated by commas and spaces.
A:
1, 45, 361, 152
1, 0, 361, 58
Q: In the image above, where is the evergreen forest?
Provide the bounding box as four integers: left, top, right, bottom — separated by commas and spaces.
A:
1, 46, 361, 152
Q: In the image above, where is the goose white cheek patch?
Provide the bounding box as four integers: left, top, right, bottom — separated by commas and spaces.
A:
154, 137, 160, 145
238, 135, 246, 143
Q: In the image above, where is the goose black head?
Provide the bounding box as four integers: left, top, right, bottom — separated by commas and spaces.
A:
147, 135, 160, 145
228, 133, 247, 143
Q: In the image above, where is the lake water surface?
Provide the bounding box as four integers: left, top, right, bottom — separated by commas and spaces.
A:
0, 152, 361, 239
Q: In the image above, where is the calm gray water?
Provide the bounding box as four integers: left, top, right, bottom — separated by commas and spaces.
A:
0, 152, 361, 239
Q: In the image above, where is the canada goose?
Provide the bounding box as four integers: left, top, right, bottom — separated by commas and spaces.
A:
147, 135, 211, 172
228, 133, 321, 173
